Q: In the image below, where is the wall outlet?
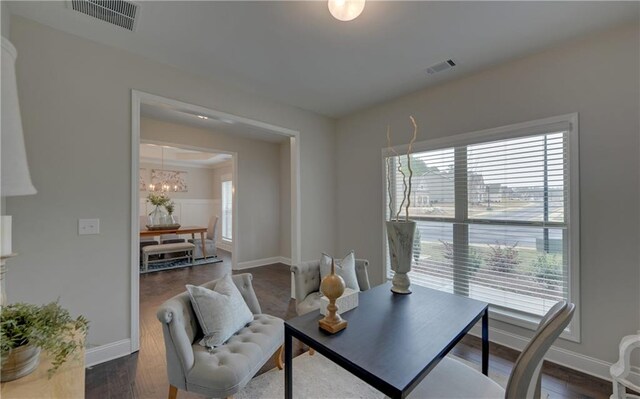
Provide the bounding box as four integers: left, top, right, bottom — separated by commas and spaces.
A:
79, 219, 100, 235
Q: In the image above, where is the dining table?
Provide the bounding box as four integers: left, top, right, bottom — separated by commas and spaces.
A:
139, 225, 208, 258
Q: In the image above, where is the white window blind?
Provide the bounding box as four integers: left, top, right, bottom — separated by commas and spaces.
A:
385, 126, 573, 319
221, 180, 232, 242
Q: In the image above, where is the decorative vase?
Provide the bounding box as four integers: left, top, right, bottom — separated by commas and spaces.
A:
148, 205, 168, 227
0, 344, 41, 382
386, 220, 416, 295
166, 213, 177, 225
318, 259, 348, 334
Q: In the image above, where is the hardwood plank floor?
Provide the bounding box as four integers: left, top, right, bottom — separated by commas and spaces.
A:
86, 251, 613, 398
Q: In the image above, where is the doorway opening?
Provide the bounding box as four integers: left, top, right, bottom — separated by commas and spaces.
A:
139, 141, 234, 272
130, 90, 301, 352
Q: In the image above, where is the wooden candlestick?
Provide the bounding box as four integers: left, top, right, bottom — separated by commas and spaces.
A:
318, 258, 347, 334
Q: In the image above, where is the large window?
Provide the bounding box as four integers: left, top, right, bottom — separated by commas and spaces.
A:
384, 115, 579, 339
221, 179, 233, 242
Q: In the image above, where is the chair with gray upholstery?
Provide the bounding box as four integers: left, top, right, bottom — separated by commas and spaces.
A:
408, 300, 575, 399
290, 259, 370, 316
189, 216, 218, 259
157, 273, 284, 399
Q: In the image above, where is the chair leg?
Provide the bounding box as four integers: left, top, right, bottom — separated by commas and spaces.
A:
309, 347, 315, 356
274, 345, 284, 370
168, 385, 178, 399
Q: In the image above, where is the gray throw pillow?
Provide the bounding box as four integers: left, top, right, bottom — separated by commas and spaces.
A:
186, 273, 254, 348
320, 251, 360, 291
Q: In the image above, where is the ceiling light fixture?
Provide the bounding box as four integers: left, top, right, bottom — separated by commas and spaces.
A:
328, 0, 365, 22
148, 146, 178, 193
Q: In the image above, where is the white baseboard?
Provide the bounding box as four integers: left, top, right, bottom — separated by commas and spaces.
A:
278, 257, 292, 266
217, 242, 233, 253
85, 339, 131, 368
469, 325, 640, 386
235, 256, 291, 270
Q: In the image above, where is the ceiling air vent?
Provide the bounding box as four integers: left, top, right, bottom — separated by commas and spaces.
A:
426, 59, 456, 75
69, 0, 139, 31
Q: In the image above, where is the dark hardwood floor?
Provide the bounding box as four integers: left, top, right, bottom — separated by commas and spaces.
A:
86, 251, 612, 399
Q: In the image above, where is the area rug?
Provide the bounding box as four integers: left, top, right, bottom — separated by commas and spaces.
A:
237, 352, 551, 399
139, 256, 223, 274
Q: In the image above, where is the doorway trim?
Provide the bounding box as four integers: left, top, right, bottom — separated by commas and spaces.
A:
131, 90, 302, 352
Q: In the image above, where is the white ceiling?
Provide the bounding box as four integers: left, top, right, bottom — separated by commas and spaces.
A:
9, 1, 639, 117
140, 102, 289, 143
140, 143, 231, 169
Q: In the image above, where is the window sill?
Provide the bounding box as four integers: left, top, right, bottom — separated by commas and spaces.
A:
384, 276, 580, 343
488, 306, 579, 343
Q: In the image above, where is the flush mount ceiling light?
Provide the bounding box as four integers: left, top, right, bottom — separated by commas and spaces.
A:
328, 0, 365, 22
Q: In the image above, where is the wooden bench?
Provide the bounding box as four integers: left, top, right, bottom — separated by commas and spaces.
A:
142, 242, 195, 272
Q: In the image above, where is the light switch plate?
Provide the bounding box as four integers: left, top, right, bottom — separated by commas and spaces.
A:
79, 219, 100, 235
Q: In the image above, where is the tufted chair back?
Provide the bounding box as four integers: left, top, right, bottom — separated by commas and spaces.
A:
156, 273, 262, 390
291, 259, 370, 302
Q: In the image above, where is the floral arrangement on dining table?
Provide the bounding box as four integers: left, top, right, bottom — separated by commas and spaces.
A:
146, 193, 177, 227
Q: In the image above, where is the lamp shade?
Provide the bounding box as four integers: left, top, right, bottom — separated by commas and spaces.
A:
1, 37, 36, 197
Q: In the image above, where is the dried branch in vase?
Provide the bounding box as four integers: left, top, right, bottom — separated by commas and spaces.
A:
386, 116, 419, 222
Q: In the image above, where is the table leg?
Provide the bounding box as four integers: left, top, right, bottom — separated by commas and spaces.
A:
284, 328, 293, 399
482, 308, 489, 375
200, 231, 207, 259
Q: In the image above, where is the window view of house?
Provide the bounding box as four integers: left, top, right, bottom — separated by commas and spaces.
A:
386, 131, 571, 318
221, 179, 233, 242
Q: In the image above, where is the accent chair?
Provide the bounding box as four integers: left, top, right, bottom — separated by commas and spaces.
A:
408, 301, 575, 399
157, 273, 284, 399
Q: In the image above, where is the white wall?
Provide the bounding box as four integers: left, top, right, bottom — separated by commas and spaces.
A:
1, 3, 10, 216
280, 140, 291, 259
141, 117, 283, 264
336, 22, 639, 371
5, 16, 336, 349
212, 161, 232, 200
1, 2, 10, 37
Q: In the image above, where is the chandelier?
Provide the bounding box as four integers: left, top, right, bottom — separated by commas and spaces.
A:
147, 146, 178, 193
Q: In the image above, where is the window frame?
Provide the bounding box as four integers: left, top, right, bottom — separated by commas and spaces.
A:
381, 113, 580, 342
221, 176, 233, 243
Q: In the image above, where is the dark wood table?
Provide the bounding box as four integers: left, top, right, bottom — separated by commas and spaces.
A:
139, 226, 208, 258
284, 283, 489, 399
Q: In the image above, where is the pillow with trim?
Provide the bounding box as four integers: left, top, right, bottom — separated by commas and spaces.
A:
320, 251, 360, 291
186, 273, 254, 348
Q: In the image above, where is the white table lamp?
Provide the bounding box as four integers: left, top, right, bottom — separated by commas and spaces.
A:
1, 36, 38, 305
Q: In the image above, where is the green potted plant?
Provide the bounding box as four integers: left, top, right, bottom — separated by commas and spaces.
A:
164, 200, 180, 226
0, 301, 88, 382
